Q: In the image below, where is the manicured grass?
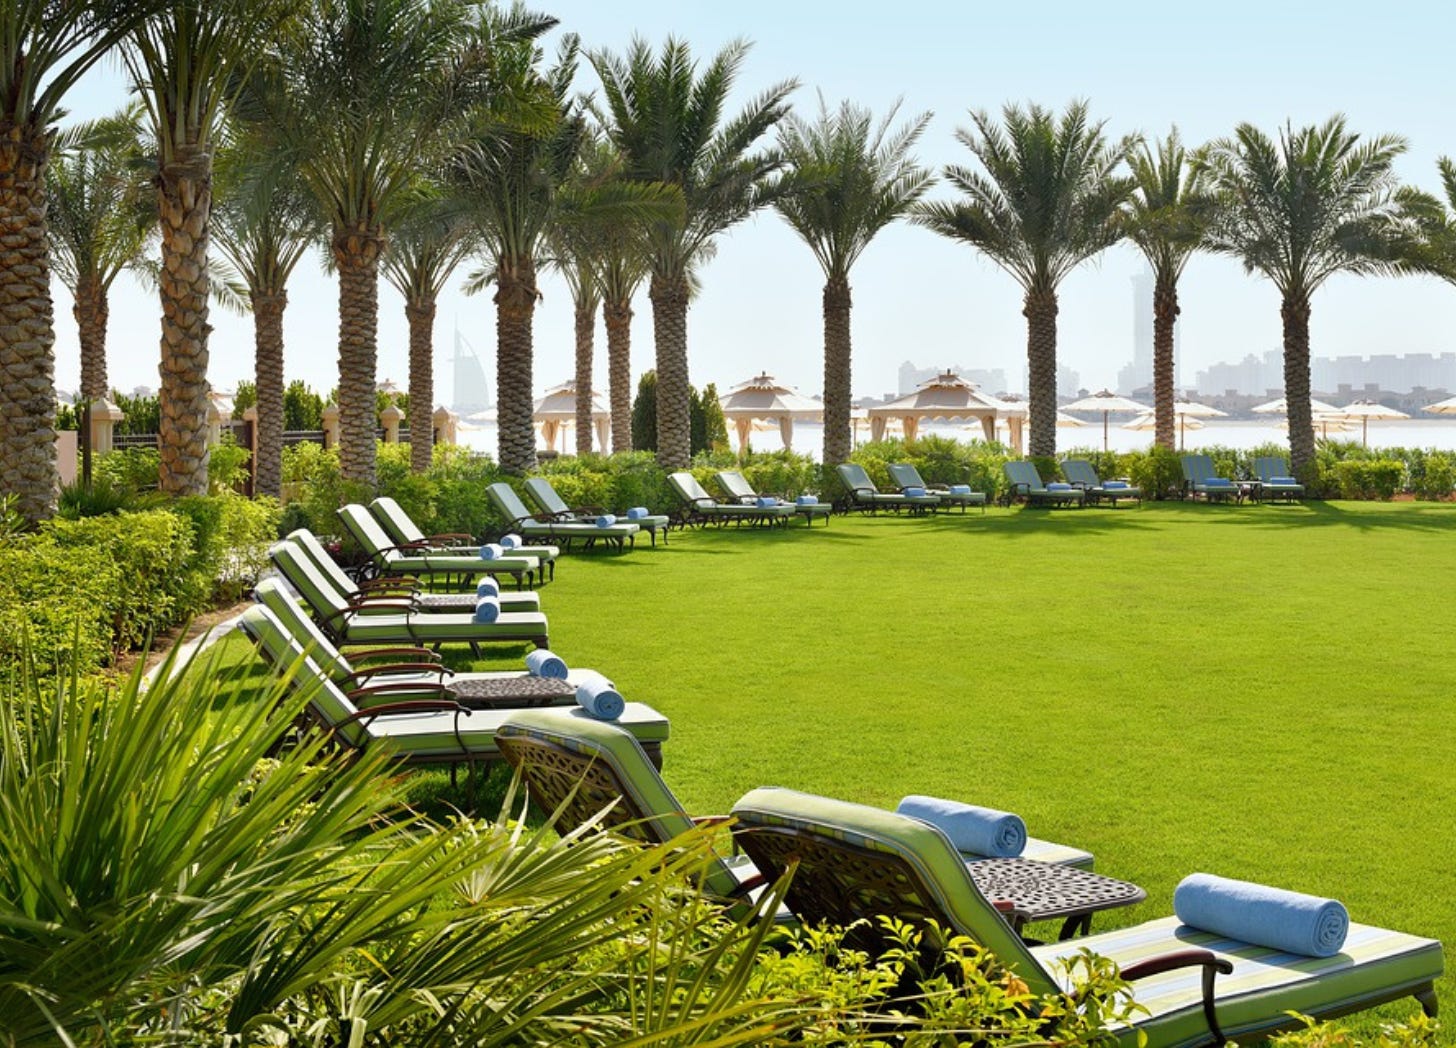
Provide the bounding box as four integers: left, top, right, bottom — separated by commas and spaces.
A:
220, 500, 1456, 1031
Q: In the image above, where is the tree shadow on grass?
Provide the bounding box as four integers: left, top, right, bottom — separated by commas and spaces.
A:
1138, 498, 1456, 534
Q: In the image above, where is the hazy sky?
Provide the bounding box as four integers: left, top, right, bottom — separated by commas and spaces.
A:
54, 1, 1456, 405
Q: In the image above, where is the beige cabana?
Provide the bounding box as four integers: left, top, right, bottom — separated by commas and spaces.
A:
533, 380, 610, 453
866, 371, 1010, 445
719, 372, 824, 454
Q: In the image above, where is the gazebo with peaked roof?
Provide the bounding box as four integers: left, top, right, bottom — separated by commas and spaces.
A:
533, 380, 610, 453
719, 372, 824, 454
865, 371, 1011, 444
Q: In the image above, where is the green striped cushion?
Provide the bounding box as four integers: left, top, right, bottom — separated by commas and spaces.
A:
386, 551, 538, 574
238, 606, 370, 748
702, 503, 793, 517
518, 521, 638, 540
340, 611, 547, 644
938, 491, 987, 504
377, 702, 670, 758
1031, 915, 1442, 1048
254, 579, 354, 680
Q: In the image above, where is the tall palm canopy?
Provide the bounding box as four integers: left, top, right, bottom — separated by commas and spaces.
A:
915, 100, 1133, 457
248, 0, 555, 487
1197, 117, 1417, 477
1, 0, 161, 521
592, 36, 796, 470
47, 105, 155, 403
1122, 128, 1209, 450
775, 96, 934, 466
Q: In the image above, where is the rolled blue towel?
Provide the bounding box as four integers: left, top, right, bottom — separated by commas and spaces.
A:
1270, 476, 1298, 485
525, 648, 568, 679
1205, 477, 1235, 487
472, 596, 501, 624
902, 486, 927, 498
949, 484, 972, 495
1047, 482, 1073, 491
1103, 480, 1129, 489
575, 672, 624, 720
479, 542, 504, 560
499, 533, 522, 549
594, 514, 617, 528
756, 496, 779, 509
475, 577, 500, 598
626, 506, 649, 520
796, 494, 819, 507
895, 795, 1027, 858
1173, 873, 1349, 957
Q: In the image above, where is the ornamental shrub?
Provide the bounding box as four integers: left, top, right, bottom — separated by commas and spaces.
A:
1332, 459, 1404, 500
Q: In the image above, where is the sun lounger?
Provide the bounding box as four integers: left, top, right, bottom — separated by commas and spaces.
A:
1003, 461, 1085, 507
485, 482, 640, 551
667, 471, 795, 527
714, 470, 831, 526
1252, 456, 1305, 502
522, 476, 670, 546
1062, 459, 1142, 507
262, 545, 550, 653
368, 495, 560, 571
338, 503, 541, 589
1180, 454, 1241, 503
238, 605, 668, 770
835, 462, 942, 514
283, 527, 540, 615
731, 787, 1441, 1048
887, 462, 986, 513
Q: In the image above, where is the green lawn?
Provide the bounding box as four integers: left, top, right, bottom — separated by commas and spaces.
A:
227, 500, 1456, 1032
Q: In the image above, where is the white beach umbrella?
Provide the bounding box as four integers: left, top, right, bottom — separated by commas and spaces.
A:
1061, 389, 1150, 451
1125, 411, 1205, 449
720, 372, 823, 454
1333, 399, 1409, 446
533, 380, 611, 453
1422, 395, 1456, 416
1250, 395, 1342, 416
865, 370, 1007, 444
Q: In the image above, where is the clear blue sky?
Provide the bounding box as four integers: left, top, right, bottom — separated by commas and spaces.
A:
55, 0, 1456, 405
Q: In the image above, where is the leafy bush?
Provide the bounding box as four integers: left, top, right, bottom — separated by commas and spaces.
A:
55, 475, 137, 518
92, 446, 161, 491
849, 436, 1012, 501
170, 493, 281, 603
1120, 445, 1185, 500
0, 534, 117, 677
1330, 459, 1404, 500
1410, 452, 1455, 500
207, 435, 252, 494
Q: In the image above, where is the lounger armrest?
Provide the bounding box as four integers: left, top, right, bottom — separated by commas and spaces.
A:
357, 576, 420, 593
1121, 949, 1232, 1045
351, 646, 441, 665
341, 663, 453, 687
323, 600, 416, 629
503, 514, 539, 532
426, 532, 474, 544
376, 539, 433, 556
349, 680, 454, 705
346, 593, 421, 612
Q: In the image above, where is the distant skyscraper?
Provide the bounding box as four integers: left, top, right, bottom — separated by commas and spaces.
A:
1116, 267, 1179, 395
450, 328, 490, 413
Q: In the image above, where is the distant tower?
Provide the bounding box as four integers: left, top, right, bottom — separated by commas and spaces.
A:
450, 327, 490, 413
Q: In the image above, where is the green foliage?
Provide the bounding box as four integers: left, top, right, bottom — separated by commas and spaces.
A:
1119, 445, 1185, 500
1330, 459, 1405, 500
0, 495, 26, 544
93, 446, 161, 491
849, 436, 1013, 501
0, 535, 116, 677
170, 493, 281, 603
1029, 453, 1062, 483
1269, 1012, 1439, 1047
207, 434, 252, 494
1411, 452, 1456, 500
111, 390, 160, 435
632, 369, 658, 452
56, 475, 136, 518
697, 381, 729, 452
232, 379, 257, 412
54, 401, 78, 430
284, 379, 326, 430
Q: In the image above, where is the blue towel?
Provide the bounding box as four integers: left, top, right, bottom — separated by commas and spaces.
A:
626, 506, 649, 520
575, 673, 625, 720
1270, 476, 1298, 485
1102, 480, 1128, 489
594, 514, 617, 528
479, 543, 504, 560
525, 649, 568, 679
796, 495, 819, 506
1047, 482, 1073, 491
472, 596, 501, 624
475, 577, 500, 598
1204, 477, 1235, 487
949, 484, 972, 495
1174, 873, 1349, 957
895, 795, 1027, 858
902, 486, 927, 497
499, 533, 522, 549
756, 496, 779, 509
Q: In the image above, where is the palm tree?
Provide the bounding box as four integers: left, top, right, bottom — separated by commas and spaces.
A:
1121, 129, 1209, 450
455, 35, 583, 475
592, 37, 796, 470
1197, 118, 1415, 478
252, 0, 553, 487
597, 210, 652, 453
381, 197, 473, 473
775, 97, 934, 467
211, 130, 320, 497
47, 105, 155, 404
915, 101, 1133, 457
125, 0, 292, 496
0, 1, 158, 522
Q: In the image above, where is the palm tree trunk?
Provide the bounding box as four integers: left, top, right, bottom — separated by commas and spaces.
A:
0, 123, 59, 523
495, 255, 537, 475
333, 222, 384, 488
574, 297, 595, 456
649, 272, 691, 469
1024, 288, 1059, 458
604, 296, 633, 452
821, 274, 853, 466
252, 289, 286, 498
1282, 291, 1315, 480
156, 144, 213, 496
1151, 276, 1179, 451
406, 299, 434, 474
75, 273, 110, 403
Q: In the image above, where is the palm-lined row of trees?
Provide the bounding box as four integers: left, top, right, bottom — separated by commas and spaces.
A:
7, 5, 1456, 523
